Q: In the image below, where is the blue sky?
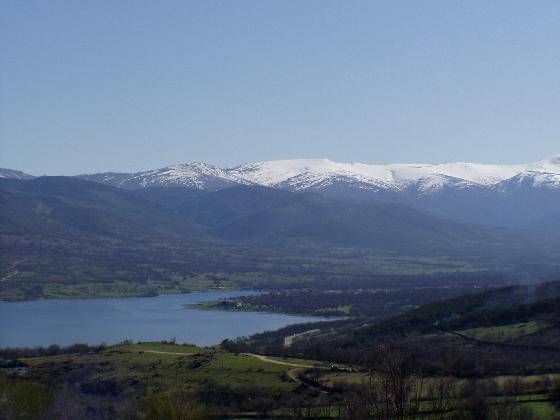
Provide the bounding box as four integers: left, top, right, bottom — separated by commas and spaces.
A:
1, 1, 559, 175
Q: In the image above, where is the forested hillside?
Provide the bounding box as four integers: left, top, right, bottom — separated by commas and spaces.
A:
3, 176, 558, 300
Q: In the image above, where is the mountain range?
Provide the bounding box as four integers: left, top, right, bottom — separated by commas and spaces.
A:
75, 155, 560, 193
2, 162, 560, 301
3, 155, 560, 229
0, 176, 533, 256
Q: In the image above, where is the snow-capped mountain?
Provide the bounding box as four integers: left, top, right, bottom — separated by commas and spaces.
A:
78, 155, 560, 193
230, 158, 522, 188
227, 158, 527, 194
6, 156, 560, 193
0, 168, 34, 180
3, 156, 559, 229
497, 171, 560, 191
75, 155, 560, 230
79, 163, 243, 190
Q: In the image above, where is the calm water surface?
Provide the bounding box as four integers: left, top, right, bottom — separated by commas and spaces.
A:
0, 291, 327, 347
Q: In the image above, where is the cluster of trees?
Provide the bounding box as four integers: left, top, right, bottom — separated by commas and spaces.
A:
228, 286, 482, 317
310, 345, 559, 419
0, 343, 108, 360
223, 283, 560, 379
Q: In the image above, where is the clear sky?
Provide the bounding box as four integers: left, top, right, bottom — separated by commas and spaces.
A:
1, 1, 559, 175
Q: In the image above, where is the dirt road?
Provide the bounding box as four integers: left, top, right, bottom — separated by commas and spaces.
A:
241, 353, 320, 369
135, 350, 192, 356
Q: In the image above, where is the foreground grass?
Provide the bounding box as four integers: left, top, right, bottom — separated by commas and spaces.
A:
526, 400, 558, 418
22, 342, 304, 394
1, 342, 312, 417
3, 341, 560, 418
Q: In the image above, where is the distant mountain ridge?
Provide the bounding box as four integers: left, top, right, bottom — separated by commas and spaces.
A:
73, 155, 560, 193
0, 168, 35, 180
3, 155, 559, 191
2, 155, 559, 229
0, 176, 548, 257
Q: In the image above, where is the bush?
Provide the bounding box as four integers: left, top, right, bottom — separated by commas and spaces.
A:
549, 380, 560, 412
141, 391, 215, 420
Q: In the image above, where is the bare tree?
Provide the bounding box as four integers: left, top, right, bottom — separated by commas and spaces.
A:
549, 378, 560, 413
456, 379, 491, 420
425, 377, 458, 418
375, 345, 424, 419
342, 344, 425, 419
502, 376, 524, 398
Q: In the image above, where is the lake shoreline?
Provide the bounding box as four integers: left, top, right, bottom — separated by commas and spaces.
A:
185, 300, 346, 318
0, 290, 331, 348
0, 285, 248, 303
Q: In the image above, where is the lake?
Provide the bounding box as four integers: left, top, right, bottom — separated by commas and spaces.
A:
0, 291, 327, 348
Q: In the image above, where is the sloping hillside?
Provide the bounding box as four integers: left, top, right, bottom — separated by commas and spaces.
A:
1, 177, 558, 300
234, 281, 560, 375
1, 178, 544, 255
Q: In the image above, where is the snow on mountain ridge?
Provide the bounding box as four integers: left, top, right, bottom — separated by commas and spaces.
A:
0, 168, 35, 180
57, 154, 560, 192
526, 155, 560, 174
414, 174, 479, 194
497, 171, 560, 190
226, 158, 527, 190
129, 162, 246, 189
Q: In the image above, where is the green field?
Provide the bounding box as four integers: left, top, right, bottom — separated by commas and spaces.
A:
1, 273, 242, 301
457, 321, 547, 343
1, 342, 317, 418
0, 253, 485, 301
22, 342, 304, 394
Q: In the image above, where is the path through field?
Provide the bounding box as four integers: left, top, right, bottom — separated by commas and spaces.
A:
241, 353, 319, 369
134, 348, 332, 391
137, 349, 193, 356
